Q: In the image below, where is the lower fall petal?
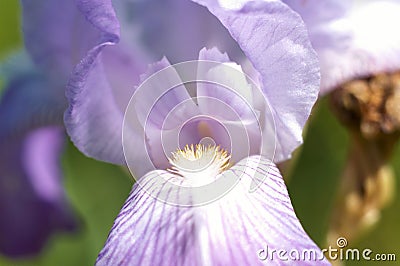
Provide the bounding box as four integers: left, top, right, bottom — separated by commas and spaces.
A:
96, 156, 329, 265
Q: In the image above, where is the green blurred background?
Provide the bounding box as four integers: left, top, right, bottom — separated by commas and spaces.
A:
0, 1, 399, 265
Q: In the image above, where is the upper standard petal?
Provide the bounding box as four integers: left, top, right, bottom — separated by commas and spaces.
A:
65, 0, 320, 165
194, 0, 320, 162
21, 0, 119, 81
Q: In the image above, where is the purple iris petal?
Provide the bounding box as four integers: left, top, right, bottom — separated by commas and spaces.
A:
54, 2, 326, 264
63, 0, 153, 165
135, 58, 201, 173
65, 46, 127, 164
96, 156, 329, 265
102, 44, 150, 111
114, 0, 244, 63
123, 49, 263, 176
0, 126, 75, 257
65, 0, 320, 166
21, 0, 113, 80
284, 0, 400, 93
197, 48, 255, 122
194, 0, 320, 161
135, 57, 199, 130
196, 48, 263, 163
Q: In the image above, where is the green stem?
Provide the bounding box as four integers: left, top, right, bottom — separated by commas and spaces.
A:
326, 131, 397, 248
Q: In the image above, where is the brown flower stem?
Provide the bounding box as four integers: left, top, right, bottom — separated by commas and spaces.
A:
327, 72, 400, 249
326, 131, 396, 247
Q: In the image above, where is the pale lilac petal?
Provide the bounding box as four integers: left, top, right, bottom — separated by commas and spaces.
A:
0, 126, 76, 257
285, 0, 400, 93
134, 57, 198, 129
114, 0, 244, 63
22, 0, 130, 165
123, 58, 200, 176
198, 46, 230, 62
96, 156, 329, 265
197, 48, 263, 163
282, 0, 351, 69
320, 1, 400, 92
197, 47, 254, 121
63, 1, 155, 165
20, 0, 110, 82
101, 43, 149, 111
194, 0, 320, 162
282, 0, 350, 52
65, 46, 126, 164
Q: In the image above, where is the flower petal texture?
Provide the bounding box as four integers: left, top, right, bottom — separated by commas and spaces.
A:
65, 0, 320, 167
21, 0, 118, 80
194, 0, 320, 161
63, 0, 156, 165
114, 0, 243, 63
284, 0, 400, 93
21, 0, 135, 165
65, 47, 127, 164
96, 156, 329, 265
122, 52, 268, 178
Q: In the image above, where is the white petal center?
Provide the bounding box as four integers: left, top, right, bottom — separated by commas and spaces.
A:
167, 144, 231, 185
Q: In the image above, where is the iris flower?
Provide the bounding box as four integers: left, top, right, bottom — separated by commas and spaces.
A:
0, 53, 76, 256
21, 0, 330, 264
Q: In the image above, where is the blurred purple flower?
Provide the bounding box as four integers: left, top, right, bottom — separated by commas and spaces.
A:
0, 53, 76, 257
0, 0, 105, 256
283, 0, 400, 94
20, 0, 329, 264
